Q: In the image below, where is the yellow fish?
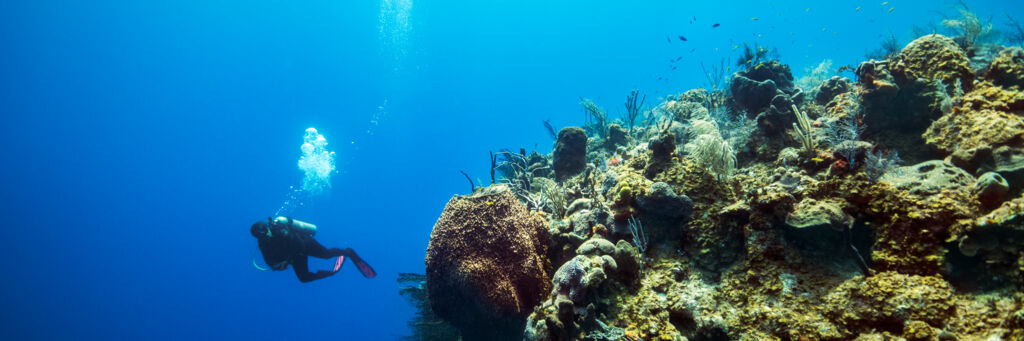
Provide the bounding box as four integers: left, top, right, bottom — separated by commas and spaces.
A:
806, 8, 811, 12
486, 201, 494, 205
811, 157, 824, 162
882, 1, 888, 5
752, 17, 759, 20
823, 27, 828, 32
888, 7, 895, 12
856, 6, 861, 11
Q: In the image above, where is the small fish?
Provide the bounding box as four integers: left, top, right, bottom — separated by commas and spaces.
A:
666, 36, 671, 43
486, 201, 494, 205
806, 8, 811, 12
712, 23, 720, 28
693, 16, 697, 21
811, 157, 824, 162
855, 6, 861, 11
888, 7, 894, 12
823, 27, 828, 32
678, 35, 687, 41
671, 66, 677, 70
690, 48, 695, 52
881, 1, 888, 5
752, 17, 759, 20
674, 56, 683, 61
657, 77, 663, 80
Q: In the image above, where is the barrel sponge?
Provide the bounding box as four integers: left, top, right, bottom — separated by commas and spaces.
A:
425, 188, 552, 340
553, 127, 587, 182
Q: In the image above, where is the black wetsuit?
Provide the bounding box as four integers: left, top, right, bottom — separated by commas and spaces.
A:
257, 223, 352, 283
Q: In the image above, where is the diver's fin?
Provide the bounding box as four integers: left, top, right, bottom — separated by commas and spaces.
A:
333, 256, 345, 272
352, 257, 376, 279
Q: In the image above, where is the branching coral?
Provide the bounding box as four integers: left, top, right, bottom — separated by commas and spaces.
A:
624, 89, 646, 133
581, 98, 608, 138
628, 216, 648, 275
865, 32, 901, 60
1007, 14, 1024, 47
942, 3, 996, 50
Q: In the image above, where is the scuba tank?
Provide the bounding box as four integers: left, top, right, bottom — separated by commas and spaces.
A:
272, 216, 317, 236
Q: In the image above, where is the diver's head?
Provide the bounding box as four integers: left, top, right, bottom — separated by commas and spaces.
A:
251, 221, 270, 239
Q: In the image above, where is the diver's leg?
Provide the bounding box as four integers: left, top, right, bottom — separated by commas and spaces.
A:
306, 239, 346, 259
292, 256, 335, 283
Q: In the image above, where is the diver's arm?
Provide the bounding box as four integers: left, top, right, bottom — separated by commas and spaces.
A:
292, 256, 335, 283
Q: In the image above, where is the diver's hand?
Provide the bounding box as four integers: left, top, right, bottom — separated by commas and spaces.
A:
315, 270, 336, 277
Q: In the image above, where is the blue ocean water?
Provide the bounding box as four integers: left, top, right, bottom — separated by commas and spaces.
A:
0, 0, 1019, 339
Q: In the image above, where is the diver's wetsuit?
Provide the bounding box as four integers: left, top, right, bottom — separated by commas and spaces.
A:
257, 223, 354, 283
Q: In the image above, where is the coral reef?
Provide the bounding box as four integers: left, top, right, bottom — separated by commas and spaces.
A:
425, 186, 552, 340
413, 32, 1024, 341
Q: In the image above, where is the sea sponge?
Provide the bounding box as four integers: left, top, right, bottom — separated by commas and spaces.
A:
425, 187, 551, 341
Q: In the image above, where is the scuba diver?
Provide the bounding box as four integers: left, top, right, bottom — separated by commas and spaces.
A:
251, 216, 377, 283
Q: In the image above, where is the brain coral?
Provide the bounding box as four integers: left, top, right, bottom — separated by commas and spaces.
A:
425, 186, 551, 341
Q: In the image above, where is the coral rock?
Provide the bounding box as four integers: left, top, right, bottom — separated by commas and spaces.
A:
984, 47, 1024, 89
730, 60, 797, 114
425, 188, 551, 340
785, 198, 848, 230
604, 123, 630, 150
815, 76, 853, 105
925, 82, 1024, 171
896, 34, 973, 93
974, 172, 1010, 209
826, 272, 956, 328
636, 182, 695, 219
885, 160, 976, 197
992, 145, 1024, 193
